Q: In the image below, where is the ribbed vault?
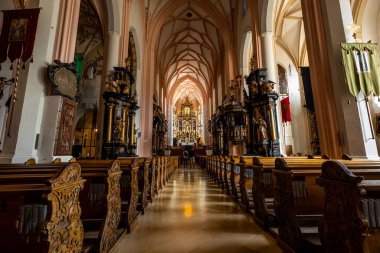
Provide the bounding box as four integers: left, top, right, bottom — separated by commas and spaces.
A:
274, 0, 308, 67
156, 2, 227, 101
145, 0, 235, 147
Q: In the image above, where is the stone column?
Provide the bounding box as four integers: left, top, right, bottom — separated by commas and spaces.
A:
54, 0, 81, 63
302, 0, 378, 158
260, 32, 276, 81
260, 31, 284, 155
96, 31, 120, 158
118, 0, 131, 66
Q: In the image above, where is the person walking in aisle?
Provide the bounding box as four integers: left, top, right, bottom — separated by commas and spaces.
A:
183, 150, 189, 168
189, 148, 195, 168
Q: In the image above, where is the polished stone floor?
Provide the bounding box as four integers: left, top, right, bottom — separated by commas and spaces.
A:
112, 166, 281, 253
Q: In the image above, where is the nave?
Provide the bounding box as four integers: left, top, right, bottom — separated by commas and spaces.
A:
112, 166, 281, 253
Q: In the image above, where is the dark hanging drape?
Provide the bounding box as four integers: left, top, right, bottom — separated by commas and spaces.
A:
0, 8, 40, 65
300, 67, 314, 111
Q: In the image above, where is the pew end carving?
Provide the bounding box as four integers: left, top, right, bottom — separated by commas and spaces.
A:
46, 162, 86, 253
317, 161, 367, 253
98, 160, 123, 253
274, 158, 302, 252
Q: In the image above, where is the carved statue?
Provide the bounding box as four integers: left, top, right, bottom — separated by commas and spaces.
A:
113, 117, 123, 142
254, 112, 268, 142
249, 80, 259, 96
261, 80, 275, 94
105, 76, 118, 93
125, 57, 131, 71
249, 56, 256, 70
118, 80, 130, 95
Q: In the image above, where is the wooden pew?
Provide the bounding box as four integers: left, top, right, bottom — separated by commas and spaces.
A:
206, 156, 213, 177
119, 158, 140, 232
78, 160, 123, 253
251, 156, 333, 229
251, 157, 276, 228
153, 157, 161, 194
168, 156, 175, 177
149, 157, 157, 201
229, 156, 242, 202
222, 156, 232, 194
210, 156, 216, 178
215, 156, 221, 183
273, 158, 380, 253
140, 157, 152, 213
0, 163, 85, 253
160, 157, 166, 188
218, 156, 226, 190
239, 156, 255, 212
274, 158, 323, 253
317, 160, 380, 253
213, 156, 221, 183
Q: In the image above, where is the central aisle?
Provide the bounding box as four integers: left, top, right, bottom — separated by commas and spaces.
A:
112, 167, 281, 253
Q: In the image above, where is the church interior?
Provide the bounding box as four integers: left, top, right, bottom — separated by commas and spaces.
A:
1, 0, 380, 252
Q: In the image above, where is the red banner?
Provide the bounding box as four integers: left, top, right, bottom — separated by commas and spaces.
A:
281, 96, 292, 123
0, 8, 40, 66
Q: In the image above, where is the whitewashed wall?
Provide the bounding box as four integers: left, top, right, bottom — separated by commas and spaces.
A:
276, 46, 311, 155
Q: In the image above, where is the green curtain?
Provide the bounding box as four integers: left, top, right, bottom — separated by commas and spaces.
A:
341, 43, 380, 97
74, 53, 84, 89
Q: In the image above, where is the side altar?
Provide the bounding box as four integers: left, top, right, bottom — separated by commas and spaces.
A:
244, 68, 280, 156
102, 59, 139, 158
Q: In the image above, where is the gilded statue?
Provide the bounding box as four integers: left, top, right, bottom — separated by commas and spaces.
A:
105, 75, 119, 93
113, 117, 123, 142
249, 56, 256, 70
261, 80, 275, 94
125, 57, 131, 71
254, 111, 268, 142
250, 80, 259, 95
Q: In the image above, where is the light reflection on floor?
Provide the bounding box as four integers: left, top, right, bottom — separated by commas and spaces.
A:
111, 166, 281, 253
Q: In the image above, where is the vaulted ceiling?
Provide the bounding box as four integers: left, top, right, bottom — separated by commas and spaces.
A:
152, 0, 233, 107
76, 0, 103, 58
274, 0, 308, 67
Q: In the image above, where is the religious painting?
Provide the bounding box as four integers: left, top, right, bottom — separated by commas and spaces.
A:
8, 18, 28, 42
278, 64, 288, 95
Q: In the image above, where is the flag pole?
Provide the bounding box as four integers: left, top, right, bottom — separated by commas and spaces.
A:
6, 58, 21, 136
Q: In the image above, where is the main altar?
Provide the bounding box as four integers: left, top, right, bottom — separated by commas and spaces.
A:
173, 96, 203, 146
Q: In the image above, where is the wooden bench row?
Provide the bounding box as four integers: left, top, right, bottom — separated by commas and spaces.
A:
0, 156, 176, 253
205, 155, 380, 253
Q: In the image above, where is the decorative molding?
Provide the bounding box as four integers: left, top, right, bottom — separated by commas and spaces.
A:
55, 98, 77, 156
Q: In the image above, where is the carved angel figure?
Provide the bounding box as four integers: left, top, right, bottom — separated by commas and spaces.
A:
261, 80, 275, 94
